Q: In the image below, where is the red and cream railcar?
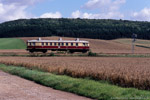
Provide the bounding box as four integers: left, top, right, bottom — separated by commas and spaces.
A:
26, 38, 89, 53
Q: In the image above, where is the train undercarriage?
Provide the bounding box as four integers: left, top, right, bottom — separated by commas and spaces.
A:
28, 49, 88, 53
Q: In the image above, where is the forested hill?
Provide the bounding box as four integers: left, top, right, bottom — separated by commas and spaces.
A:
0, 18, 150, 40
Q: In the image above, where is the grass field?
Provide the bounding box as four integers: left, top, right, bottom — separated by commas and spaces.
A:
1, 37, 150, 99
0, 37, 150, 56
1, 64, 150, 100
0, 38, 26, 49
1, 57, 150, 90
0, 37, 149, 53
20, 37, 150, 54
113, 38, 150, 49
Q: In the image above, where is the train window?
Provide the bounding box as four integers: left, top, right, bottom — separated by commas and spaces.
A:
76, 43, 78, 46
54, 43, 56, 46
32, 42, 35, 46
50, 43, 52, 46
66, 43, 68, 46
62, 43, 64, 46
29, 43, 31, 46
46, 43, 48, 46
83, 43, 85, 46
58, 43, 60, 46
71, 43, 73, 46
42, 42, 44, 46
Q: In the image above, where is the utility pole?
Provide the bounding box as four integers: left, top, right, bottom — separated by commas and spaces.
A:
132, 33, 137, 54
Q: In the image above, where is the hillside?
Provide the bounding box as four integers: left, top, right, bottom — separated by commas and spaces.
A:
20, 37, 150, 54
0, 37, 149, 54
0, 38, 26, 49
0, 18, 150, 40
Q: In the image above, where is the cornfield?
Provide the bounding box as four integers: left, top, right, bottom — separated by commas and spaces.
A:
0, 56, 150, 90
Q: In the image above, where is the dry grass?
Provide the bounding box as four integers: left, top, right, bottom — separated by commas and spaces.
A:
20, 37, 150, 54
0, 56, 150, 90
113, 38, 150, 47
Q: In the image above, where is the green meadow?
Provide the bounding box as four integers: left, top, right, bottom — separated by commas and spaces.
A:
0, 38, 26, 49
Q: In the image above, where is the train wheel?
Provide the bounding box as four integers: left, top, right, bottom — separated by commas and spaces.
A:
42, 50, 47, 53
29, 50, 34, 53
82, 51, 87, 53
69, 51, 74, 53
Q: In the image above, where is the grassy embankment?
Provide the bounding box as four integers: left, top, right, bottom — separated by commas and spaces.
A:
0, 38, 26, 49
0, 64, 150, 100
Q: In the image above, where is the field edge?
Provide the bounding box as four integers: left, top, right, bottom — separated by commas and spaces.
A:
0, 64, 150, 100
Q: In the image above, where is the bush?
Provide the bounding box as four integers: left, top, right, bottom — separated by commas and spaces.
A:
49, 52, 55, 56
88, 51, 97, 56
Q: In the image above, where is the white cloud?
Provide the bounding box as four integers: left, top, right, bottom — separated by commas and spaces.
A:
71, 10, 124, 19
75, 0, 126, 19
40, 12, 62, 18
131, 8, 150, 21
0, 3, 30, 22
0, 0, 43, 6
0, 3, 5, 14
71, 10, 81, 18
0, 0, 63, 22
0, 0, 45, 22
83, 0, 126, 12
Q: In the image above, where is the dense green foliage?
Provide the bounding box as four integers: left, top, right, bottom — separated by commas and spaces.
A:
0, 64, 150, 100
0, 38, 26, 49
0, 18, 150, 39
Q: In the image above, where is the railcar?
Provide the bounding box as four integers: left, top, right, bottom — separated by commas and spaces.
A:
26, 38, 90, 53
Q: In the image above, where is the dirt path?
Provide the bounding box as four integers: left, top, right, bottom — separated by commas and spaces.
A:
0, 70, 92, 100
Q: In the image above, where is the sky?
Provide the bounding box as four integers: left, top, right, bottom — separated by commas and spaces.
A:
0, 0, 150, 22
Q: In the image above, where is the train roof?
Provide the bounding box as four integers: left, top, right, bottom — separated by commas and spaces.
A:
27, 38, 89, 43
